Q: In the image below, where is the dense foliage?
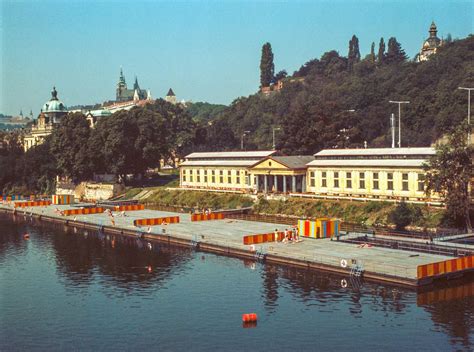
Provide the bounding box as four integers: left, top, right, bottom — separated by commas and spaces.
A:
202, 35, 473, 152
0, 100, 198, 192
424, 124, 473, 231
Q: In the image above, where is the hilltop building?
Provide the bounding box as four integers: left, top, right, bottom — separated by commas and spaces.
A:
165, 88, 177, 104
116, 68, 148, 102
418, 22, 443, 62
23, 87, 68, 151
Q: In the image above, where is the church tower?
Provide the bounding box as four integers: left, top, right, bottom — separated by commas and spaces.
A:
418, 21, 443, 62
116, 68, 128, 101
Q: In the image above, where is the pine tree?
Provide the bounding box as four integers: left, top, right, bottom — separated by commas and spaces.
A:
347, 35, 361, 71
385, 37, 407, 64
377, 38, 385, 65
370, 42, 376, 63
260, 42, 275, 88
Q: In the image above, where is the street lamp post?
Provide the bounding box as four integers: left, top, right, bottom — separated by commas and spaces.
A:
241, 130, 251, 150
272, 127, 281, 150
389, 100, 410, 148
458, 87, 473, 144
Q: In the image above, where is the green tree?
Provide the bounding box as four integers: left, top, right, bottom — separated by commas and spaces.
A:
388, 202, 413, 230
348, 35, 361, 71
49, 112, 93, 182
385, 37, 407, 64
260, 42, 275, 87
369, 42, 376, 63
90, 105, 169, 181
424, 124, 473, 231
377, 37, 385, 65
274, 70, 288, 82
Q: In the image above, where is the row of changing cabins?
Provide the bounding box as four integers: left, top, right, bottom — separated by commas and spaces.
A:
2, 193, 474, 284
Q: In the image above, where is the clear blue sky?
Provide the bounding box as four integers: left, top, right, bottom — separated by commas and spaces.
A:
1, 0, 472, 116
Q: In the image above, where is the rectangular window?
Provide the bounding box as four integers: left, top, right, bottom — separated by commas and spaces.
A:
373, 172, 379, 190
211, 170, 215, 183
418, 174, 425, 192
402, 173, 409, 191
219, 170, 224, 183
190, 169, 194, 183
346, 172, 352, 189
245, 171, 249, 185
196, 170, 201, 183
334, 172, 339, 188
387, 173, 394, 191
359, 172, 365, 189
227, 170, 231, 184
310, 171, 315, 187
204, 170, 208, 183
236, 171, 240, 184
182, 170, 186, 182
321, 171, 327, 188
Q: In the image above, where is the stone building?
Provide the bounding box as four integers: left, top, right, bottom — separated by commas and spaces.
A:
116, 68, 148, 102
418, 22, 443, 62
23, 87, 68, 151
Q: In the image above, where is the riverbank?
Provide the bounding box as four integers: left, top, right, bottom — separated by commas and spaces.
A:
2, 202, 471, 288
122, 187, 446, 229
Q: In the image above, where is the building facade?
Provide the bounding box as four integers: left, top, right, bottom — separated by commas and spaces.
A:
179, 147, 443, 204
306, 148, 441, 203
418, 22, 443, 62
23, 87, 68, 151
179, 151, 276, 192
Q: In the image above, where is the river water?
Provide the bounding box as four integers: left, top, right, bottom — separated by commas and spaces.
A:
1, 213, 473, 351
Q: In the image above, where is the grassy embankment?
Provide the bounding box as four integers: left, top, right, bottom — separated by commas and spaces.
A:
122, 186, 445, 229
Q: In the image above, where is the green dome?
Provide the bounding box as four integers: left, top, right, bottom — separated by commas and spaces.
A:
42, 87, 68, 113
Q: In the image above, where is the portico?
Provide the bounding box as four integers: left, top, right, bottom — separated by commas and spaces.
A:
250, 156, 314, 194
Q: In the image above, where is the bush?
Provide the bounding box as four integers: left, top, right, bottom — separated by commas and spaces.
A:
388, 202, 413, 230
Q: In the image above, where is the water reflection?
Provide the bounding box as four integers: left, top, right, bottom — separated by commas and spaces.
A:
1, 212, 473, 351
417, 276, 474, 349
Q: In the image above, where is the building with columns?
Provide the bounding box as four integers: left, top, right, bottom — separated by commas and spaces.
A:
250, 155, 314, 193
179, 147, 445, 204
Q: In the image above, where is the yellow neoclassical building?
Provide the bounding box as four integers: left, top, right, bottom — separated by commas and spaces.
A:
306, 148, 441, 202
179, 151, 276, 192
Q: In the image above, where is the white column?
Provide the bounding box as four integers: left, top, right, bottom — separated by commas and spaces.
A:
274, 175, 278, 192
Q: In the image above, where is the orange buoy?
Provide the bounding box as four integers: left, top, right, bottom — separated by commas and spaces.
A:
242, 313, 258, 322
147, 265, 152, 273
23, 233, 30, 239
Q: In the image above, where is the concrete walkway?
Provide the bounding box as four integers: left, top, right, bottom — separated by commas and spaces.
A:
1, 202, 455, 284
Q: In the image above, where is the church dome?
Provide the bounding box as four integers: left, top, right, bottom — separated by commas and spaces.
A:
42, 87, 67, 113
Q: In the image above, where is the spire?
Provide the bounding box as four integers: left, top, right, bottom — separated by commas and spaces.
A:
166, 88, 175, 97
429, 21, 437, 37
118, 67, 126, 85
147, 89, 152, 101
133, 76, 140, 90
20, 109, 23, 117
30, 110, 33, 118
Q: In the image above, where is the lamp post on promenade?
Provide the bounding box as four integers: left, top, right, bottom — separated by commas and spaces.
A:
458, 87, 473, 144
272, 127, 281, 150
389, 100, 410, 148
241, 130, 251, 150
